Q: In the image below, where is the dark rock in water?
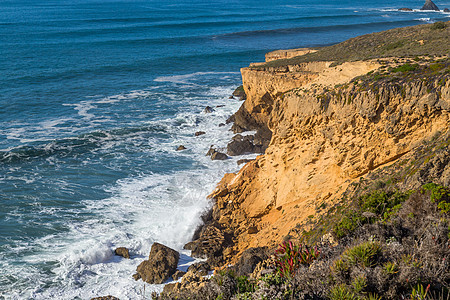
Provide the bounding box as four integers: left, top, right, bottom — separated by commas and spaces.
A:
187, 262, 211, 276
227, 135, 254, 156
91, 296, 120, 300
216, 105, 225, 108
398, 7, 413, 11
176, 145, 187, 151
132, 273, 141, 281
237, 159, 254, 165
195, 131, 206, 136
444, 8, 450, 12
232, 85, 247, 101
172, 270, 186, 280
206, 146, 216, 156
229, 96, 234, 99
211, 152, 228, 160
114, 247, 130, 259
218, 123, 225, 127
135, 242, 179, 284
421, 0, 439, 10
203, 106, 215, 113
231, 247, 270, 277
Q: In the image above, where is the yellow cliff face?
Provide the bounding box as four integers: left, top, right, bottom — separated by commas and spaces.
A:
210, 57, 450, 262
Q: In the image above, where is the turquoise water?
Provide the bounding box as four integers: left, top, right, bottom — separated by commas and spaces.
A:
1, 0, 449, 298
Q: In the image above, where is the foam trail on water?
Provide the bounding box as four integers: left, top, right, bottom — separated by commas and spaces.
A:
0, 78, 248, 299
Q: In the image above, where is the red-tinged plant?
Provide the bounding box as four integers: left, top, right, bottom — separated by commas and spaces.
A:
274, 241, 320, 279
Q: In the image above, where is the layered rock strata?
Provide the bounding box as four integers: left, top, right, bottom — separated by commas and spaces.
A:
190, 54, 449, 266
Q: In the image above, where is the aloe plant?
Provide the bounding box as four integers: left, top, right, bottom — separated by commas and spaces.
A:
274, 241, 320, 279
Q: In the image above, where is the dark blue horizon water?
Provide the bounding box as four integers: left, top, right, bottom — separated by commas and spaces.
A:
1, 0, 449, 298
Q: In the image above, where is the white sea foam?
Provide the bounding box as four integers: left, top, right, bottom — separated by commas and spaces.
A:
0, 81, 249, 299
416, 17, 432, 22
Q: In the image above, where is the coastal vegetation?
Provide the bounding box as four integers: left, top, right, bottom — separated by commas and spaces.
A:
255, 21, 449, 69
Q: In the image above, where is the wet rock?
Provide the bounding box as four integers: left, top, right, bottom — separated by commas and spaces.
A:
211, 152, 228, 160
216, 105, 225, 108
227, 135, 254, 156
114, 247, 130, 259
206, 146, 216, 156
135, 242, 179, 284
421, 0, 439, 10
187, 262, 211, 276
398, 7, 413, 11
91, 296, 120, 300
132, 273, 141, 281
176, 145, 187, 151
172, 270, 186, 280
219, 123, 225, 127
203, 106, 215, 113
232, 85, 247, 101
195, 131, 206, 136
444, 8, 450, 12
237, 159, 254, 165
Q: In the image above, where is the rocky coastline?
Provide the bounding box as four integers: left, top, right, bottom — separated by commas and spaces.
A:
95, 21, 449, 299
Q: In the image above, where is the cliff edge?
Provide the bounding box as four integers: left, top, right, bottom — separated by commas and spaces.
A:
156, 21, 450, 300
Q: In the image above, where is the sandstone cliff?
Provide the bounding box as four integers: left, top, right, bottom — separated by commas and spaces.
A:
186, 22, 450, 269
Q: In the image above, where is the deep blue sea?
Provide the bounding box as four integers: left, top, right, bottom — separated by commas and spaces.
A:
0, 0, 449, 298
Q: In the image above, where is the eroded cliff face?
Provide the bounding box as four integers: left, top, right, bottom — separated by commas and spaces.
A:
192, 56, 450, 267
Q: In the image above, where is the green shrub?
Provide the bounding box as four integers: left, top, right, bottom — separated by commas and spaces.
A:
392, 63, 419, 73
383, 261, 398, 275
351, 276, 367, 294
329, 284, 356, 300
343, 241, 381, 268
431, 21, 447, 30
236, 276, 255, 294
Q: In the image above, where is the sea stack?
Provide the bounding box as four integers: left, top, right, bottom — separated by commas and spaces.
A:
421, 0, 440, 11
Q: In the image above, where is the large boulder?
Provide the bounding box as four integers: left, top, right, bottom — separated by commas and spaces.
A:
227, 135, 254, 156
114, 247, 130, 259
135, 242, 179, 284
421, 0, 439, 10
231, 247, 270, 277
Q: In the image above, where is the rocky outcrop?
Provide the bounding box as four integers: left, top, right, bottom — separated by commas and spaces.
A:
134, 243, 179, 284
114, 247, 130, 259
265, 48, 317, 62
421, 0, 439, 10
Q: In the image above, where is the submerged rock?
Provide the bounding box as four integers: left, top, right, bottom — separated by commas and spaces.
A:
195, 131, 206, 136
421, 0, 439, 10
211, 152, 228, 160
135, 242, 179, 284
176, 145, 187, 151
114, 247, 130, 259
444, 8, 450, 12
91, 296, 120, 300
203, 106, 215, 113
398, 7, 413, 11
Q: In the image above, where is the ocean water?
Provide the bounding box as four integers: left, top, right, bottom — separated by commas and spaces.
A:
0, 0, 449, 298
